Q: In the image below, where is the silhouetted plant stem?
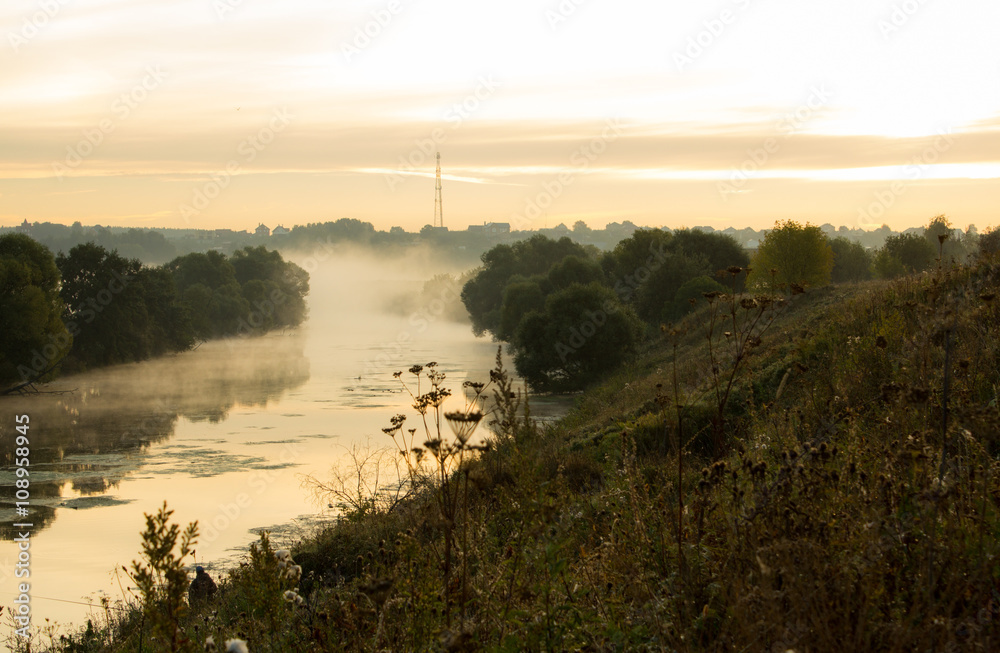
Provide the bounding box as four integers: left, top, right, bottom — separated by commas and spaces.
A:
939, 327, 952, 480
672, 340, 686, 577
460, 467, 470, 627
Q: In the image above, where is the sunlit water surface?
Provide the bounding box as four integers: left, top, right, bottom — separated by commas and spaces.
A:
0, 261, 570, 644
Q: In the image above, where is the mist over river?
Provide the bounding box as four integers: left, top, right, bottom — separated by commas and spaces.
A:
0, 251, 568, 642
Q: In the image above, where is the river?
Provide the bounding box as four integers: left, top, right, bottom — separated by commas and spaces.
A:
0, 252, 569, 646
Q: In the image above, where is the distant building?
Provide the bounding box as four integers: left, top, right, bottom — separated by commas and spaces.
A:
467, 224, 485, 233
255, 223, 270, 237
272, 225, 290, 236
486, 222, 510, 236
17, 219, 32, 233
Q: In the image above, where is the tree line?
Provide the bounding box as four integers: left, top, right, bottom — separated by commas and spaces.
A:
462, 215, 997, 392
0, 235, 308, 389
460, 229, 750, 391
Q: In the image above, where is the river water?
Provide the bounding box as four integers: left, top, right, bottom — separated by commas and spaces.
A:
0, 253, 568, 645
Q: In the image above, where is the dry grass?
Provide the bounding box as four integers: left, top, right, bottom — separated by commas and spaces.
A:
37, 255, 1000, 652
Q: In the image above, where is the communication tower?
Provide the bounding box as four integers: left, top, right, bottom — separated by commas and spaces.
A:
434, 152, 444, 228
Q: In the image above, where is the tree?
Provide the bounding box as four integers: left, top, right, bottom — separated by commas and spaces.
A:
923, 214, 968, 263
748, 220, 833, 289
57, 243, 145, 368
875, 233, 935, 278
633, 230, 749, 323
57, 243, 193, 369
0, 234, 70, 386
664, 275, 728, 322
135, 266, 194, 355
670, 229, 749, 276
546, 255, 604, 291
230, 246, 309, 330
979, 226, 1000, 259
166, 251, 249, 339
634, 251, 708, 322
510, 283, 644, 391
497, 279, 545, 342
600, 228, 672, 284
829, 237, 872, 283
461, 235, 591, 338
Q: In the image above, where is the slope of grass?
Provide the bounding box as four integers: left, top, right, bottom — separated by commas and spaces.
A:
25, 255, 1000, 652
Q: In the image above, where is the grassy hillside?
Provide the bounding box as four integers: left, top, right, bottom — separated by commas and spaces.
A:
30, 254, 1000, 652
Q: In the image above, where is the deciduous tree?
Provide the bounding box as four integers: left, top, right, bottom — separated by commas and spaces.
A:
0, 234, 69, 385
748, 220, 833, 289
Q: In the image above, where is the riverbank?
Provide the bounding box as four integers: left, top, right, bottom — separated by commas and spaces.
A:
22, 256, 1000, 651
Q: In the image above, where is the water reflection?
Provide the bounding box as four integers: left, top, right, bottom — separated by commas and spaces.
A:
0, 333, 309, 539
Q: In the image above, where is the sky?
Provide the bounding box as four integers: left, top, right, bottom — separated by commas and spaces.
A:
1, 0, 998, 233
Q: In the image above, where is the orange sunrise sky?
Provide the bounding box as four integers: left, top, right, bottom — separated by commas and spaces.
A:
1, 0, 998, 233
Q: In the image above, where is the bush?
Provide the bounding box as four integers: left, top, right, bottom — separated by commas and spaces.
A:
511, 283, 644, 391
748, 220, 833, 289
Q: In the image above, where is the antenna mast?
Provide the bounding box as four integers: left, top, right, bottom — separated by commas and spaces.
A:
434, 152, 444, 228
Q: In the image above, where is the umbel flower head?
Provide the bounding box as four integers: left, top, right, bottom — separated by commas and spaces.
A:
382, 413, 407, 435
445, 410, 484, 445
413, 388, 451, 414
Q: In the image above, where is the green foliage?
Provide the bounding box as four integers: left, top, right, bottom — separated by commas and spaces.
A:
599, 227, 672, 283
498, 279, 545, 342
546, 254, 605, 291
19, 224, 177, 264
829, 236, 873, 283
222, 532, 300, 645
924, 214, 953, 246
463, 230, 750, 391
875, 232, 936, 277
670, 228, 749, 276
129, 502, 198, 652
511, 283, 644, 391
57, 243, 192, 370
663, 275, 727, 322
0, 234, 69, 386
166, 251, 249, 339
748, 220, 833, 289
417, 272, 468, 322
2, 237, 307, 387
604, 228, 749, 323
287, 217, 376, 246
167, 247, 308, 339
231, 245, 309, 330
461, 235, 591, 337
923, 214, 974, 263
633, 251, 709, 322
979, 226, 1000, 259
